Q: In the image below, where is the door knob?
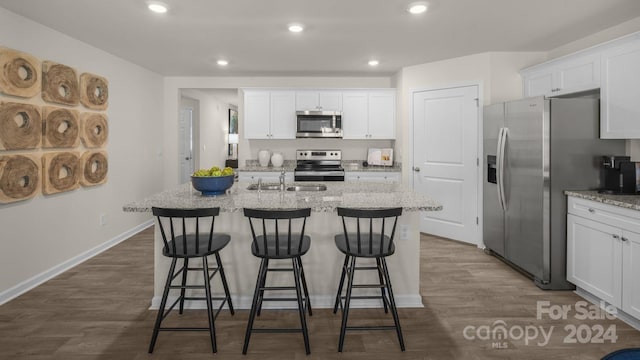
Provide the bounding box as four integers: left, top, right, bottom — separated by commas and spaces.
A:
413, 167, 420, 172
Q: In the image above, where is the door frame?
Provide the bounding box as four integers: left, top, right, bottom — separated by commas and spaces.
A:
409, 81, 484, 247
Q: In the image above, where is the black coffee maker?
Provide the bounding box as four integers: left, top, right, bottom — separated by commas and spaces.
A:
599, 156, 638, 194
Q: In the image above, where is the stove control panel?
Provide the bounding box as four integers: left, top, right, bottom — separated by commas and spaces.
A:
296, 149, 342, 161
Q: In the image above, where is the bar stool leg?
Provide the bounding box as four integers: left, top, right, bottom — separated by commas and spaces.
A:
243, 258, 267, 354
381, 258, 405, 351
338, 256, 356, 352
214, 252, 235, 315
293, 257, 311, 355
376, 258, 389, 313
297, 257, 312, 316
178, 258, 189, 314
333, 255, 350, 314
202, 256, 217, 353
149, 257, 178, 353
256, 258, 269, 317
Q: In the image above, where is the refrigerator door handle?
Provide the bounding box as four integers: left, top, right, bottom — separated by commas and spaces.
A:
496, 127, 504, 211
497, 127, 508, 211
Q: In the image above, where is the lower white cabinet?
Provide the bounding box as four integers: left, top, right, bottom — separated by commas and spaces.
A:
237, 171, 293, 183
345, 172, 400, 182
566, 196, 640, 319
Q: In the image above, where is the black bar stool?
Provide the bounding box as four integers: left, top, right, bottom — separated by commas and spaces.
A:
333, 207, 405, 352
149, 207, 234, 353
242, 208, 313, 355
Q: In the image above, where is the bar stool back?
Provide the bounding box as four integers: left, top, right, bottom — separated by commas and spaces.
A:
333, 207, 405, 352
242, 207, 313, 355
149, 207, 234, 353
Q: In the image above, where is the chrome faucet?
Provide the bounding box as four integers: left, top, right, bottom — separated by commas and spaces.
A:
279, 170, 286, 191
257, 177, 262, 191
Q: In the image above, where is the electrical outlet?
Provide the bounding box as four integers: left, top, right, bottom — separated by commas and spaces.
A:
399, 224, 409, 241
99, 213, 108, 226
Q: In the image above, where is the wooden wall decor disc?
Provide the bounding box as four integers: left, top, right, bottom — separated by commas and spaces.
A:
80, 151, 108, 186
41, 151, 80, 195
0, 154, 40, 203
0, 101, 42, 150
42, 106, 80, 148
41, 61, 79, 106
0, 47, 42, 98
80, 73, 108, 110
80, 112, 108, 148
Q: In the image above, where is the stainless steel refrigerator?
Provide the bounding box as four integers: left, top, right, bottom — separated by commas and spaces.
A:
483, 96, 625, 290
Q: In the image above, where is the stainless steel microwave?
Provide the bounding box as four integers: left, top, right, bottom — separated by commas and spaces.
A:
296, 110, 343, 138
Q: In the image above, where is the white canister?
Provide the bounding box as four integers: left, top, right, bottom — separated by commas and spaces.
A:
271, 152, 284, 167
258, 149, 271, 167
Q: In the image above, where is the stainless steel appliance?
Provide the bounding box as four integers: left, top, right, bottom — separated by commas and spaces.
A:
294, 150, 344, 181
599, 156, 638, 194
296, 110, 343, 138
483, 96, 625, 290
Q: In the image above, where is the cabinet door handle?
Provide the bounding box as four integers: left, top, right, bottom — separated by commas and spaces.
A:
613, 234, 620, 239
588, 208, 595, 213
621, 237, 628, 242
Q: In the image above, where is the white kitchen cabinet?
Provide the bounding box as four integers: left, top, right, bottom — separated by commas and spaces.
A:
238, 171, 293, 183
243, 90, 271, 139
243, 90, 296, 139
269, 91, 296, 139
566, 213, 622, 307
341, 91, 368, 139
567, 196, 640, 320
522, 52, 600, 98
600, 40, 640, 139
623, 231, 640, 319
345, 172, 401, 182
295, 91, 342, 111
343, 90, 396, 140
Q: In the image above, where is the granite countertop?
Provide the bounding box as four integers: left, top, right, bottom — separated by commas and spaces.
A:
124, 181, 442, 213
237, 160, 401, 173
565, 190, 640, 211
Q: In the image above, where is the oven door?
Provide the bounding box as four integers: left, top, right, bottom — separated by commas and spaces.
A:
294, 171, 345, 181
296, 111, 342, 138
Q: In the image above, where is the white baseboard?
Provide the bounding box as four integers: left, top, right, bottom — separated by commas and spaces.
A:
575, 287, 640, 331
0, 220, 154, 306
150, 294, 424, 310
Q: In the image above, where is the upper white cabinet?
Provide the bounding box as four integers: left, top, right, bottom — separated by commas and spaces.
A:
601, 40, 640, 139
343, 90, 396, 139
522, 52, 600, 98
295, 91, 342, 111
244, 90, 296, 139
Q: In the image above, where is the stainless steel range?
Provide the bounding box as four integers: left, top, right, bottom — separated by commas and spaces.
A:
294, 150, 344, 181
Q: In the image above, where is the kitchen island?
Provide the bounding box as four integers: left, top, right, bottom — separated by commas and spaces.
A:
124, 181, 441, 309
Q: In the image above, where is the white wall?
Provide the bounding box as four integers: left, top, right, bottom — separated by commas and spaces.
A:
0, 7, 164, 299
182, 89, 231, 170
164, 77, 392, 188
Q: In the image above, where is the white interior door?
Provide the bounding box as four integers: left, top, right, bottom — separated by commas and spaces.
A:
412, 85, 479, 244
179, 108, 194, 184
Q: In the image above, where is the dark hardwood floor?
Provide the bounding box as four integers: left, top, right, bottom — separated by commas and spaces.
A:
1, 227, 639, 359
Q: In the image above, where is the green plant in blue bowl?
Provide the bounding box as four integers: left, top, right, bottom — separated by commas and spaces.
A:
191, 166, 235, 196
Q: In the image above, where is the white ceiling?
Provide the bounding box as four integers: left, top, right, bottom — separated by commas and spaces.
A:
1, 0, 640, 76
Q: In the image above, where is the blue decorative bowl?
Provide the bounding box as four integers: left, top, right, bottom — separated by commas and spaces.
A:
191, 175, 234, 196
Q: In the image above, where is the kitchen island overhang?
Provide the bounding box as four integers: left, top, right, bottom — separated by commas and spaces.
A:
124, 181, 442, 310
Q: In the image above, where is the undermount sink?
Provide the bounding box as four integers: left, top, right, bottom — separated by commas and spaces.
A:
286, 184, 327, 192
246, 183, 281, 190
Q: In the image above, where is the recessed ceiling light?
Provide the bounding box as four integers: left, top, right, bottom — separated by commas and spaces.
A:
288, 24, 304, 33
407, 2, 428, 14
368, 60, 379, 66
147, 1, 168, 13
217, 60, 229, 66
